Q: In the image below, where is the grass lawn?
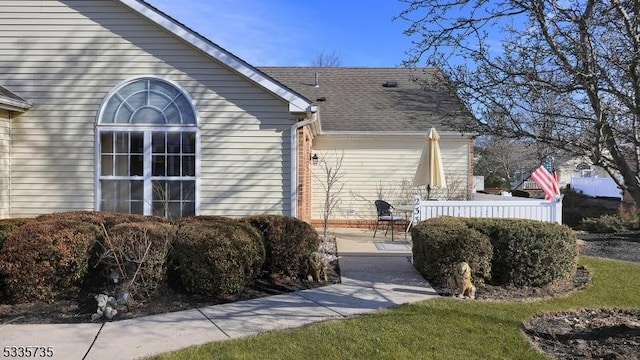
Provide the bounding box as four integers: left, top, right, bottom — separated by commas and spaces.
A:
149, 257, 640, 359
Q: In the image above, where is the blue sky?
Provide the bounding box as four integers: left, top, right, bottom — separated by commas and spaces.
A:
146, 0, 416, 67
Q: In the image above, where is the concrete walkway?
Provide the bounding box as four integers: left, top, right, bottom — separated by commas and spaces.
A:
0, 228, 437, 360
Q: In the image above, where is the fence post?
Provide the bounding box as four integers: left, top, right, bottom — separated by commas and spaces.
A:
554, 197, 563, 224
413, 195, 421, 226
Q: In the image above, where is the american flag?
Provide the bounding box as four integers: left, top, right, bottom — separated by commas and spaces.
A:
531, 157, 560, 200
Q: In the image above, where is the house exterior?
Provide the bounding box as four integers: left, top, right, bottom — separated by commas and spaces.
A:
260, 67, 476, 226
0, 0, 475, 223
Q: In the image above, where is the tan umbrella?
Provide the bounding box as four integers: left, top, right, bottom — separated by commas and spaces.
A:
413, 127, 446, 199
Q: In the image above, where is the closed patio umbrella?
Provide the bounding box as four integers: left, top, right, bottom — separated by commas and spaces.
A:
413, 127, 446, 199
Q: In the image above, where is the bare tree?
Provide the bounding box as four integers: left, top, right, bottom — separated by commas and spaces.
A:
311, 50, 342, 67
475, 137, 540, 189
398, 0, 640, 206
313, 151, 345, 238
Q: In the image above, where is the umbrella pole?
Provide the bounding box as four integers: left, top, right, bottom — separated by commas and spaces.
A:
427, 184, 431, 200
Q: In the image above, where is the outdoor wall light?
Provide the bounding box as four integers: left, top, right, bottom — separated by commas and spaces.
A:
311, 153, 319, 165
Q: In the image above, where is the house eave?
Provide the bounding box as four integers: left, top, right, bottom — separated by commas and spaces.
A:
317, 130, 476, 138
118, 0, 313, 114
0, 96, 31, 112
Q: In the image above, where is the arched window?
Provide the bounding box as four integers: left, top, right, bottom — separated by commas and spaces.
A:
96, 77, 199, 219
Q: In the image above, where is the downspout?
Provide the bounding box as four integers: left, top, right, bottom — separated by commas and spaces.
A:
8, 111, 11, 217
290, 110, 318, 218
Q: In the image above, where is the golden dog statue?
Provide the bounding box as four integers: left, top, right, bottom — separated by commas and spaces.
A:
447, 262, 476, 299
308, 251, 327, 282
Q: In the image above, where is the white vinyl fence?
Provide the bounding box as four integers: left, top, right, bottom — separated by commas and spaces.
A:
412, 196, 562, 225
571, 176, 622, 200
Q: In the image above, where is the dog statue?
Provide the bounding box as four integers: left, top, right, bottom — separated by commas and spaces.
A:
447, 262, 476, 299
307, 251, 328, 282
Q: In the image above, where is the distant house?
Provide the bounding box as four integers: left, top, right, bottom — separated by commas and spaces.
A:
558, 156, 624, 200
0, 0, 475, 224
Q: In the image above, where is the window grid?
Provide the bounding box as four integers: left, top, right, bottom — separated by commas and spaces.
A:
97, 77, 198, 218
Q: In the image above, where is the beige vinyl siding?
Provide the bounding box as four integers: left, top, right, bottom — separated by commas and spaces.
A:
0, 0, 293, 218
0, 110, 9, 218
311, 135, 471, 222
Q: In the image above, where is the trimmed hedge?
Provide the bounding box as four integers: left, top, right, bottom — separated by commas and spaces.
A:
97, 222, 175, 299
466, 218, 578, 286
36, 211, 168, 230
411, 217, 579, 288
171, 217, 264, 296
0, 219, 99, 302
411, 217, 493, 287
0, 218, 30, 250
243, 215, 320, 278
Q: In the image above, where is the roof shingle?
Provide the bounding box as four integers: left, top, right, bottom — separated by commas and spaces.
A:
259, 67, 474, 133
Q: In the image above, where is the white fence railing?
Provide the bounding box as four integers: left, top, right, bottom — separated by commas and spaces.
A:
571, 176, 622, 200
412, 196, 562, 225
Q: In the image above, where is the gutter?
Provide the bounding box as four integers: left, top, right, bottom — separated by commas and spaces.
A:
0, 96, 31, 112
290, 107, 318, 217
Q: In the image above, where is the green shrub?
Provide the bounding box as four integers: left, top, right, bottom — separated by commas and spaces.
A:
171, 217, 264, 296
411, 217, 493, 287
0, 219, 99, 302
580, 214, 631, 233
243, 215, 320, 278
467, 218, 578, 287
95, 222, 175, 299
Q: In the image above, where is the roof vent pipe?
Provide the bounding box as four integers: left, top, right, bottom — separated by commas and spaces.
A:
314, 72, 319, 88
382, 80, 398, 88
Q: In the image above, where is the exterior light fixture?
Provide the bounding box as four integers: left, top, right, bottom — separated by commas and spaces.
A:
311, 153, 319, 165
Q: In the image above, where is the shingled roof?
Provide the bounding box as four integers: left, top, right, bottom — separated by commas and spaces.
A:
0, 85, 31, 111
258, 67, 474, 133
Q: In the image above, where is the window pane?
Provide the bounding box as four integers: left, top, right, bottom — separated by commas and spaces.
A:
131, 180, 144, 201
150, 80, 179, 98
127, 92, 147, 109
182, 133, 195, 153
115, 133, 129, 153
101, 201, 116, 212
152, 155, 166, 177
101, 180, 115, 200
130, 132, 144, 153
167, 133, 181, 154
101, 99, 120, 124
114, 106, 133, 124
152, 180, 166, 201
152, 133, 165, 153
167, 155, 180, 176
175, 95, 196, 125
149, 92, 171, 109
115, 201, 130, 213
101, 155, 113, 176
131, 201, 144, 215
130, 155, 143, 176
164, 103, 181, 124
118, 80, 147, 99
152, 201, 166, 217
181, 202, 195, 217
168, 203, 182, 220
101, 133, 113, 153
168, 181, 181, 201
183, 181, 195, 201
182, 156, 195, 176
132, 107, 165, 124
114, 155, 129, 176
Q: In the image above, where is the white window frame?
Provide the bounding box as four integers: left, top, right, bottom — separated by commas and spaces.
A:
95, 76, 201, 217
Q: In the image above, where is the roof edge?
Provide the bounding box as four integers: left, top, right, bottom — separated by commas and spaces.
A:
318, 131, 475, 137
0, 95, 31, 112
117, 0, 314, 113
